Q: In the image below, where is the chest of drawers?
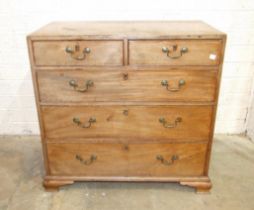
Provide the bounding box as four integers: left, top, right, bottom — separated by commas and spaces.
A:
27, 21, 226, 193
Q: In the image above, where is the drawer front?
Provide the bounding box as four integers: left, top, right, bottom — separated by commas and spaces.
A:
33, 41, 123, 66
47, 142, 207, 176
38, 70, 217, 103
42, 106, 213, 142
129, 40, 222, 65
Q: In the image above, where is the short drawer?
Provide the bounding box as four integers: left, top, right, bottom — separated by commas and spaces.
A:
42, 105, 213, 142
32, 40, 123, 66
37, 70, 217, 103
47, 142, 207, 176
129, 40, 222, 65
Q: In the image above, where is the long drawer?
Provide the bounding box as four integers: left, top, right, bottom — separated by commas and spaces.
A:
32, 41, 123, 66
42, 105, 213, 142
47, 142, 207, 176
129, 40, 222, 65
37, 70, 217, 103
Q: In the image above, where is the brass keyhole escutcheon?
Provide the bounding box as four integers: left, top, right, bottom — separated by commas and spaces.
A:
123, 110, 129, 116
123, 144, 129, 151
123, 73, 128, 80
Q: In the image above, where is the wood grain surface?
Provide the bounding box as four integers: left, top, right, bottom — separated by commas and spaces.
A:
47, 142, 207, 176
42, 105, 213, 142
37, 70, 217, 103
33, 40, 123, 66
129, 40, 222, 66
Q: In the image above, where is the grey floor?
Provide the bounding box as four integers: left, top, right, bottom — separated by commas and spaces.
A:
0, 134, 254, 210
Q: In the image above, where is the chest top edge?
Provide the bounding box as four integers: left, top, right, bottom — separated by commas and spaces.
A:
27, 21, 226, 40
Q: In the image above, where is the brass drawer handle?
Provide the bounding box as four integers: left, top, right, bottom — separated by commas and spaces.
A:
159, 117, 182, 128
76, 154, 97, 165
73, 117, 96, 128
161, 79, 185, 92
69, 79, 94, 92
162, 45, 188, 59
65, 44, 91, 60
156, 155, 179, 166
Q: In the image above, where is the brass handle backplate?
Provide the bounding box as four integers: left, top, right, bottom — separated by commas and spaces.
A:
162, 45, 188, 59
161, 79, 185, 92
65, 44, 91, 60
159, 117, 182, 128
73, 117, 96, 128
76, 154, 97, 165
69, 79, 94, 92
156, 155, 179, 166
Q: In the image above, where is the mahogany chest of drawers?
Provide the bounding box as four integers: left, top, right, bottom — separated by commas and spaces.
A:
27, 21, 226, 193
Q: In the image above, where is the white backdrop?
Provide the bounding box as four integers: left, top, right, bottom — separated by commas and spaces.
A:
0, 0, 254, 135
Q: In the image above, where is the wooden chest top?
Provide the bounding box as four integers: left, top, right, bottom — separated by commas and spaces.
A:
28, 21, 225, 39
